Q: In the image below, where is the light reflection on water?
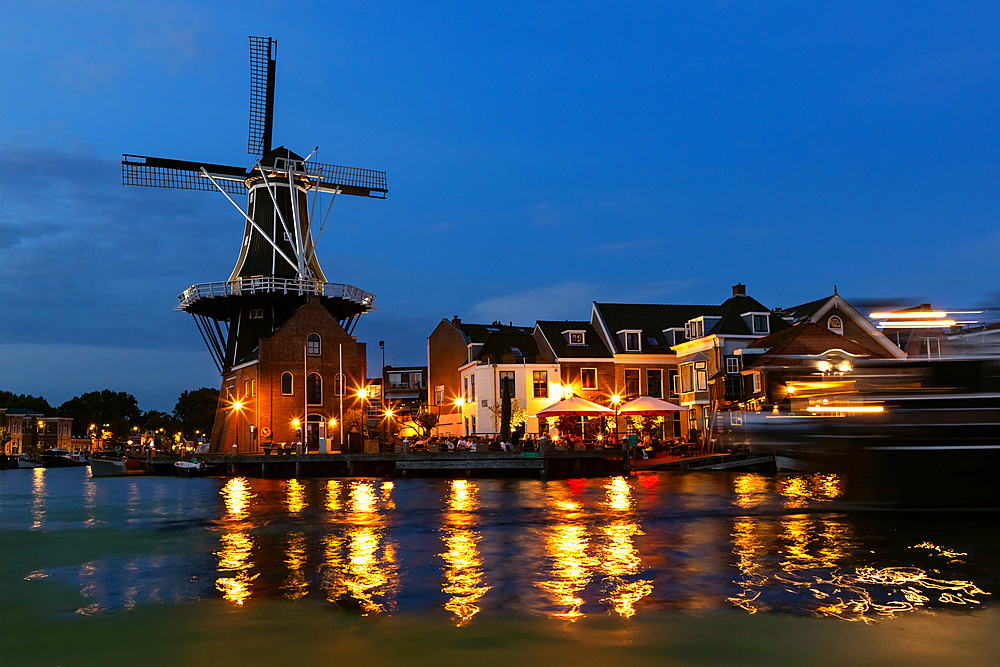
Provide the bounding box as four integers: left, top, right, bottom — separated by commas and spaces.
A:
3, 468, 995, 624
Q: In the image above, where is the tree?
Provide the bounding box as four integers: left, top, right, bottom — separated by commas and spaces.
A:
487, 398, 529, 432
0, 412, 10, 452
0, 391, 52, 413
59, 390, 141, 439
172, 387, 220, 437
409, 411, 440, 438
343, 407, 364, 433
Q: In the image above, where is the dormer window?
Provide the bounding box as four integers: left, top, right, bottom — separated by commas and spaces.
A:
563, 330, 586, 346
625, 331, 641, 352
752, 315, 769, 334
686, 319, 705, 339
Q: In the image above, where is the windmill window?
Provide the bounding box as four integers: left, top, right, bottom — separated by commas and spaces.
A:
307, 373, 322, 405
307, 334, 321, 355
251, 309, 264, 319
828, 316, 844, 334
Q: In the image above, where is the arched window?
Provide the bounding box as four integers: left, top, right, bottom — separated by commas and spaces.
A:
828, 316, 844, 334
307, 333, 321, 355
281, 372, 293, 395
334, 373, 346, 397
307, 373, 322, 405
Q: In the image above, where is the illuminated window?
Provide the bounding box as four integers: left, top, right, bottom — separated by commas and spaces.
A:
680, 363, 693, 393
695, 361, 708, 391
533, 370, 548, 398
250, 308, 264, 319
828, 316, 844, 335
307, 373, 322, 404
752, 373, 762, 393
281, 372, 293, 395
580, 368, 597, 390
470, 375, 476, 400
569, 331, 585, 345
251, 380, 256, 396
307, 333, 321, 355
463, 376, 469, 400
668, 369, 679, 396
435, 385, 444, 404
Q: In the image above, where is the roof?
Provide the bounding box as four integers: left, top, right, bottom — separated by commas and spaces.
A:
453, 321, 534, 345
535, 321, 613, 359
705, 294, 790, 337
474, 332, 546, 364
744, 321, 890, 368
593, 303, 717, 353
779, 295, 832, 323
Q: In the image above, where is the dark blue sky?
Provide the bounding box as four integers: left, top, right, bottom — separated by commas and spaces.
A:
2, 1, 998, 411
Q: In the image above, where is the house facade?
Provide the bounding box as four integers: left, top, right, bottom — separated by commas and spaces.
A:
211, 296, 367, 454
2, 409, 74, 454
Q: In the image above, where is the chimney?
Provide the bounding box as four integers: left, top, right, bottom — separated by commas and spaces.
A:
732, 283, 746, 296
452, 316, 461, 326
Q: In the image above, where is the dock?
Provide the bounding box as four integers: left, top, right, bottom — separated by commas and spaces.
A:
149, 449, 633, 479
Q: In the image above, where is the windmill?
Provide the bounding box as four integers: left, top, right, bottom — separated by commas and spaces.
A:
122, 36, 386, 376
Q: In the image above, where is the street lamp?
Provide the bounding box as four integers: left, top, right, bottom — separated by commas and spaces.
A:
453, 397, 465, 436
357, 387, 369, 438
610, 393, 622, 446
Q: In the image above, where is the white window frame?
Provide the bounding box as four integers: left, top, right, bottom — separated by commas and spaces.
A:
307, 333, 321, 355
619, 329, 642, 352
752, 373, 762, 393
695, 361, 708, 391
564, 330, 586, 346
828, 316, 844, 335
726, 357, 741, 374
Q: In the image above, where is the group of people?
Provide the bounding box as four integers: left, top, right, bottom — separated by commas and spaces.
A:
388, 433, 539, 453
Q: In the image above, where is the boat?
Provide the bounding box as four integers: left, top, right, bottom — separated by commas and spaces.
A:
41, 449, 89, 468
749, 357, 1000, 507
16, 453, 44, 469
174, 460, 206, 477
89, 454, 147, 477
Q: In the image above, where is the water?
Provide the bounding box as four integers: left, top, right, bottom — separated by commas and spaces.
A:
1, 468, 997, 666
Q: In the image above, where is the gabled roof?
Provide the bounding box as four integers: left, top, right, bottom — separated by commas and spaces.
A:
779, 295, 832, 323
453, 321, 534, 345
593, 303, 716, 353
705, 294, 790, 337
535, 321, 613, 359
744, 322, 889, 369
474, 332, 546, 364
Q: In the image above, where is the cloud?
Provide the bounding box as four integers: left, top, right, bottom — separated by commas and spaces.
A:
0, 139, 237, 350
467, 279, 694, 324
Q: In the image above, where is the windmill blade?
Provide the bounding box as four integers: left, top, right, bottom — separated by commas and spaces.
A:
122, 155, 248, 195
248, 36, 276, 157
300, 159, 388, 198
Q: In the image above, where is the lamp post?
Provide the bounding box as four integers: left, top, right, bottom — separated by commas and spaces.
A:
383, 407, 395, 451
610, 393, 622, 447
357, 387, 369, 439
453, 397, 465, 437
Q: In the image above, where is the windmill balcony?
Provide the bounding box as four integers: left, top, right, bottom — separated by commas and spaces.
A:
176, 276, 375, 311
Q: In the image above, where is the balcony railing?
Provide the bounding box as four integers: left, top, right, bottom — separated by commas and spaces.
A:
176, 277, 375, 311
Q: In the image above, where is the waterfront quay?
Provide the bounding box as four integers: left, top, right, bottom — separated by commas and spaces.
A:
150, 449, 634, 479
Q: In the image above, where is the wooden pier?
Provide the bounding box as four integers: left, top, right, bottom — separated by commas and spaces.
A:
149, 449, 632, 479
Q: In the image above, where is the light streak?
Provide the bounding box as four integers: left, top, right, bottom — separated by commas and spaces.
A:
806, 406, 884, 413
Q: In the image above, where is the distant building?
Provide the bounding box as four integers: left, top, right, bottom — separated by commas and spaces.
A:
2, 408, 74, 454
382, 365, 427, 434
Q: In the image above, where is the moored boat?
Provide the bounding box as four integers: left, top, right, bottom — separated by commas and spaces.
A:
41, 449, 88, 468
16, 453, 44, 469
89, 454, 147, 477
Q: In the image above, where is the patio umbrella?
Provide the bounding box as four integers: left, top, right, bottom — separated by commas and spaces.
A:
618, 396, 685, 415
533, 396, 614, 417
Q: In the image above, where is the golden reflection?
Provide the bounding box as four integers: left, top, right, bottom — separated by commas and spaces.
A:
30, 468, 45, 530
325, 479, 341, 511
733, 473, 769, 509
284, 479, 306, 514
441, 480, 490, 624
605, 476, 633, 511
221, 477, 253, 520
215, 532, 257, 606
283, 532, 308, 599
539, 523, 597, 619
348, 481, 377, 515
728, 517, 768, 614
779, 474, 844, 507
600, 520, 652, 617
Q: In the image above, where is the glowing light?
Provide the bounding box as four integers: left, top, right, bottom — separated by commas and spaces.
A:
837, 361, 852, 373
232, 400, 243, 411
870, 311, 949, 319
292, 418, 300, 428
384, 408, 394, 419
454, 397, 465, 408
610, 393, 622, 405
806, 406, 884, 413
817, 361, 831, 372
786, 385, 796, 394
329, 418, 337, 427
879, 320, 958, 329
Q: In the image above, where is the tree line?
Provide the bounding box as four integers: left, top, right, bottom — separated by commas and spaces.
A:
0, 388, 220, 442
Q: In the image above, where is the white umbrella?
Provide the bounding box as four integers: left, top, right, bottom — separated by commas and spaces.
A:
618, 395, 684, 415
533, 396, 613, 417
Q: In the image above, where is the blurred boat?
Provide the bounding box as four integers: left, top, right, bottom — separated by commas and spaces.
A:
89, 453, 147, 477
16, 453, 44, 469
749, 357, 1000, 507
41, 449, 88, 468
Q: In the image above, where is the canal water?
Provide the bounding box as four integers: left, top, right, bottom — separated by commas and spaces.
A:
1, 468, 997, 666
